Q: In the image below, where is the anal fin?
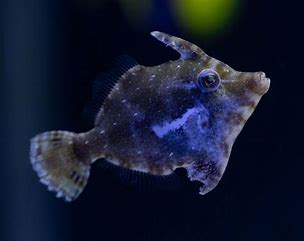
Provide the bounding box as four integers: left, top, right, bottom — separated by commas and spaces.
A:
97, 160, 185, 192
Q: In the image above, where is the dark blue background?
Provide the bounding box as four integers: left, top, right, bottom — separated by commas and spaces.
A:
1, 1, 300, 241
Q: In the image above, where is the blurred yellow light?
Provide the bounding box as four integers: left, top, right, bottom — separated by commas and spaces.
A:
118, 0, 152, 26
172, 0, 239, 38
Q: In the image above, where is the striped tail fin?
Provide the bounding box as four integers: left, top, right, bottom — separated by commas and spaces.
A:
30, 131, 91, 201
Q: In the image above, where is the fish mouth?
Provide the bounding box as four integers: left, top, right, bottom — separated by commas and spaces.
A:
253, 72, 270, 95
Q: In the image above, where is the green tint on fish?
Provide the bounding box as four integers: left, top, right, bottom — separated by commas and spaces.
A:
30, 31, 270, 201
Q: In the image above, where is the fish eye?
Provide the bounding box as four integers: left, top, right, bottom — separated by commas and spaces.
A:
197, 69, 221, 92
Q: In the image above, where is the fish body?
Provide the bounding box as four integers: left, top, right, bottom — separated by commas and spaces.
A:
30, 31, 270, 201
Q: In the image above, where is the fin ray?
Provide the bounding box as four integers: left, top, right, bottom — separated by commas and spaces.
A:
97, 160, 185, 192
83, 55, 139, 126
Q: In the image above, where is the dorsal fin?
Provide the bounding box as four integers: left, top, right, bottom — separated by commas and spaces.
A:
83, 55, 139, 126
151, 31, 206, 60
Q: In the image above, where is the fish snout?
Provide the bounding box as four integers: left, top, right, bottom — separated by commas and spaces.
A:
255, 71, 270, 95
245, 71, 270, 96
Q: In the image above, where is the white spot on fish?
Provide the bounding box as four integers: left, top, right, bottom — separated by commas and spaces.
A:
121, 99, 127, 103
151, 107, 200, 138
113, 122, 117, 126
222, 79, 234, 83
133, 113, 138, 116
85, 141, 89, 145
99, 130, 105, 134
169, 152, 173, 157
176, 65, 180, 69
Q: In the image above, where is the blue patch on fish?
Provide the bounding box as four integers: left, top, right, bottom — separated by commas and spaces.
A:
30, 31, 270, 201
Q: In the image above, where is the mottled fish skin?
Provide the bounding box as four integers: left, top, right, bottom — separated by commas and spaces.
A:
30, 31, 270, 201
77, 31, 270, 195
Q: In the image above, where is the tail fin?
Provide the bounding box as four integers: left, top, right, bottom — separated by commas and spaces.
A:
30, 131, 91, 202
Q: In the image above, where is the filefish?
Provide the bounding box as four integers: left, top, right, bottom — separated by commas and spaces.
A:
30, 31, 270, 201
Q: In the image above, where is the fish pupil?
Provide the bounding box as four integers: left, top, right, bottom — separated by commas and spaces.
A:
204, 75, 217, 87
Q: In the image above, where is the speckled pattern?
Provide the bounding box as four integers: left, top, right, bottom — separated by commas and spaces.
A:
30, 31, 270, 201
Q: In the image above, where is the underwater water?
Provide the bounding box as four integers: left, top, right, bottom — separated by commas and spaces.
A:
1, 0, 301, 241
